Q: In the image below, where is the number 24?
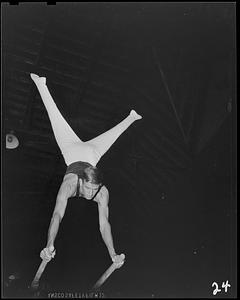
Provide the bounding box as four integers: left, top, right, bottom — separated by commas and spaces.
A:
212, 281, 231, 295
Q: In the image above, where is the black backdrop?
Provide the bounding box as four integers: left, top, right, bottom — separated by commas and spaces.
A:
2, 3, 236, 298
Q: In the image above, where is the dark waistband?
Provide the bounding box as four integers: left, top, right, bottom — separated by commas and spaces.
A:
65, 161, 93, 177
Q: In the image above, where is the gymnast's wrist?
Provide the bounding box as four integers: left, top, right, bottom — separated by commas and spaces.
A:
46, 242, 54, 249
110, 252, 116, 260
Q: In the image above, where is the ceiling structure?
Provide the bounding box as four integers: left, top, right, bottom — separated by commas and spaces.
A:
3, 2, 234, 184
2, 3, 236, 296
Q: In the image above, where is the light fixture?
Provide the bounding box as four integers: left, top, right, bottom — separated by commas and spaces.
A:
6, 131, 19, 149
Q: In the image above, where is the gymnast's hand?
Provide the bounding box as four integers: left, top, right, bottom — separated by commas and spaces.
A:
111, 253, 125, 266
40, 246, 56, 262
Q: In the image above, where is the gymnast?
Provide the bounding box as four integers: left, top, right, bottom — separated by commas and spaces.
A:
30, 73, 142, 273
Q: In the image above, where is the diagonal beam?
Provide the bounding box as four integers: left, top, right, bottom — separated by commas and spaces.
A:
152, 46, 188, 146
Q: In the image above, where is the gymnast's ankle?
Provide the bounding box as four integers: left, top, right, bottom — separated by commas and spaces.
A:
30, 73, 46, 85
130, 109, 142, 120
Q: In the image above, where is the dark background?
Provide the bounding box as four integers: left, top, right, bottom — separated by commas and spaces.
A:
2, 2, 237, 298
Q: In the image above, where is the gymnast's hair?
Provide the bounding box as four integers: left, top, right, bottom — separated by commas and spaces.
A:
83, 166, 103, 185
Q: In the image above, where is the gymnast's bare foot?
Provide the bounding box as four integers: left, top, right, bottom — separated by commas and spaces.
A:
30, 73, 46, 85
130, 109, 142, 120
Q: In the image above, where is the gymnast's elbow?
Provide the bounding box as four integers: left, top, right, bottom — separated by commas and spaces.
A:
99, 220, 110, 233
52, 211, 63, 224
52, 196, 68, 223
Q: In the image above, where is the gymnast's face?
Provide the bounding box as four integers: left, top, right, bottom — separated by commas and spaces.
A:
81, 179, 100, 199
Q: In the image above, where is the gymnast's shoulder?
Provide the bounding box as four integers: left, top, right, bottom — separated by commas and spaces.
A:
95, 185, 109, 204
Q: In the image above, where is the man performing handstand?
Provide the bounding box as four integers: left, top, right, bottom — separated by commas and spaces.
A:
30, 73, 142, 290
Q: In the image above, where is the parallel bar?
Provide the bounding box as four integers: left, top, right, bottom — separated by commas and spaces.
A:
93, 254, 125, 290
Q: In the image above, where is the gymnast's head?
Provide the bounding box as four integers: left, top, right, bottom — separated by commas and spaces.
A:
81, 166, 103, 199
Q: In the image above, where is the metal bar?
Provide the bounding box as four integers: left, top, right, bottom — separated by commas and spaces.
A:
92, 254, 125, 290
31, 260, 48, 289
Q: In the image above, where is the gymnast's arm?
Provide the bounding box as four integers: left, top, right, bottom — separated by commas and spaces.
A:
46, 180, 75, 248
98, 187, 117, 260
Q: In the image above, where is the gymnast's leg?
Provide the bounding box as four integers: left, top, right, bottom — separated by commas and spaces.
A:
87, 109, 142, 164
30, 73, 143, 166
30, 73, 81, 160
